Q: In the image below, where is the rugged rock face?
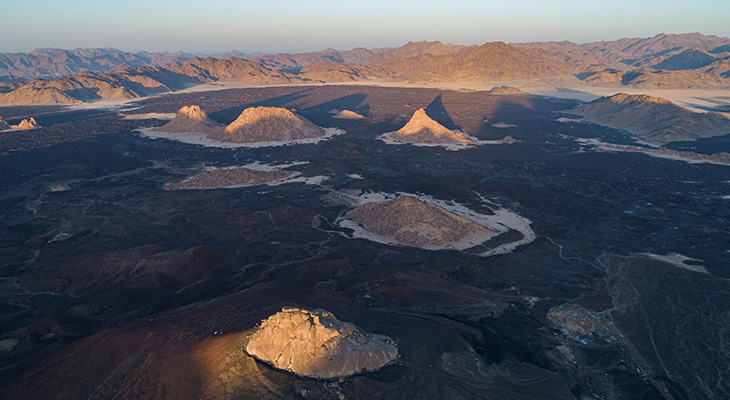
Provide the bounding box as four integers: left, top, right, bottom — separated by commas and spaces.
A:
0, 116, 41, 131
346, 195, 497, 250
245, 307, 398, 379
219, 107, 325, 143
154, 105, 221, 134
164, 167, 291, 190
14, 117, 40, 130
389, 108, 473, 144
332, 110, 366, 119
570, 93, 730, 143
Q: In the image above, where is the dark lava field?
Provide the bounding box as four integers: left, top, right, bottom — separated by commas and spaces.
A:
1, 85, 729, 400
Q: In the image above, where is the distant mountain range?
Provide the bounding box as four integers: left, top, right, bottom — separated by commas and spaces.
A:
1, 33, 729, 105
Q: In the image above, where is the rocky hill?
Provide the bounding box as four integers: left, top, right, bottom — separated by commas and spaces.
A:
346, 195, 497, 250
219, 106, 324, 143
516, 32, 730, 68
0, 116, 40, 131
332, 110, 365, 119
166, 57, 298, 84
383, 41, 576, 81
387, 108, 474, 145
14, 117, 40, 130
570, 93, 730, 143
299, 62, 391, 82
154, 105, 221, 134
245, 307, 398, 379
0, 47, 199, 80
0, 59, 294, 105
489, 86, 528, 95
648, 48, 720, 71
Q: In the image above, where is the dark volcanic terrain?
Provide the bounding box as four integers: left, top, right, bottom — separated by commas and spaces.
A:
0, 85, 729, 400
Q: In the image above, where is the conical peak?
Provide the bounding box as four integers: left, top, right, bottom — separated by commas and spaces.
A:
177, 105, 208, 120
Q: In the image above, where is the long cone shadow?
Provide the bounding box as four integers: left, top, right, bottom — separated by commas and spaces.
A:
424, 94, 460, 131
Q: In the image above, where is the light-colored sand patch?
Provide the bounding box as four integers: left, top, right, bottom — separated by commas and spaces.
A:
347, 174, 364, 179
575, 138, 730, 166
640, 253, 709, 274
328, 190, 534, 256
556, 117, 585, 123
0, 339, 20, 353
166, 162, 328, 190
120, 112, 175, 120
378, 132, 515, 151
241, 161, 308, 172
492, 122, 517, 128
63, 98, 138, 111
136, 126, 344, 148
272, 175, 330, 186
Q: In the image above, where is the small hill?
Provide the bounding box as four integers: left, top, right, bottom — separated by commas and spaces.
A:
245, 307, 398, 379
651, 48, 719, 71
570, 93, 730, 143
383, 41, 575, 82
154, 105, 221, 134
346, 195, 497, 250
388, 108, 473, 144
167, 57, 297, 84
332, 109, 365, 119
582, 61, 730, 88
0, 85, 80, 105
164, 167, 291, 190
298, 62, 391, 82
489, 86, 528, 95
219, 106, 324, 143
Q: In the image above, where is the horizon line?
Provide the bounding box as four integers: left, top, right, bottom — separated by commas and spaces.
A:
2, 31, 725, 56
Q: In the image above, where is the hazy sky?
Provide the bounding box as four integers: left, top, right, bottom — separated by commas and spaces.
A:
2, 0, 729, 53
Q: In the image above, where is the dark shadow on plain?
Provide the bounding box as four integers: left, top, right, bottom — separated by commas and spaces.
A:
208, 88, 315, 124
425, 94, 459, 130
300, 93, 369, 116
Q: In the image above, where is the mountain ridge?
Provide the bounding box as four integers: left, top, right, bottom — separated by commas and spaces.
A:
2, 33, 730, 105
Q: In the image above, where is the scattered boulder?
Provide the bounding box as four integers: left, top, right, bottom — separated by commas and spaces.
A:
346, 195, 497, 250
245, 307, 398, 379
220, 106, 325, 143
49, 184, 71, 192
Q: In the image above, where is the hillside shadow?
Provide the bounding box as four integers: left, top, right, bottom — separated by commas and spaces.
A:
299, 93, 370, 116
476, 95, 579, 139
425, 95, 460, 130
208, 88, 315, 123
